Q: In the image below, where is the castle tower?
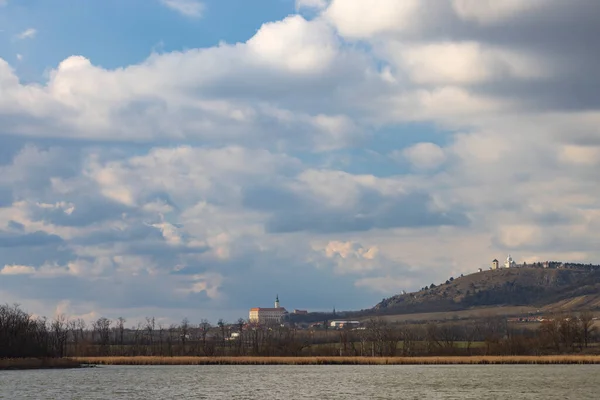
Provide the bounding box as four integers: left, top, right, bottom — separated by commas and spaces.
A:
492, 259, 499, 270
275, 294, 280, 309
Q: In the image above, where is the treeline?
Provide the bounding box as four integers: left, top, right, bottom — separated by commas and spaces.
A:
0, 304, 68, 358
1, 304, 598, 359
527, 261, 600, 270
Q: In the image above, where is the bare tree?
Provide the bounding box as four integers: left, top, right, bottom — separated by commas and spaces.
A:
157, 323, 165, 356
166, 324, 177, 356
67, 319, 79, 356
199, 319, 212, 356
400, 324, 418, 357
479, 316, 506, 355
233, 318, 245, 356
579, 311, 596, 348
180, 318, 190, 355
559, 315, 578, 352
93, 317, 112, 356
51, 314, 69, 357
217, 319, 227, 355
462, 321, 479, 355
539, 317, 561, 352
145, 317, 156, 353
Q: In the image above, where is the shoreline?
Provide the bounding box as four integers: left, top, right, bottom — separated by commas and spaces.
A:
71, 355, 600, 366
0, 358, 86, 371
4, 356, 599, 370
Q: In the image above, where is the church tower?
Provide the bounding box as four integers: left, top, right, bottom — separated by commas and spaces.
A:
505, 254, 515, 268
275, 294, 280, 309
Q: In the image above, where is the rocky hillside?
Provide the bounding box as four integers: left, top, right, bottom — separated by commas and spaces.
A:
373, 267, 600, 315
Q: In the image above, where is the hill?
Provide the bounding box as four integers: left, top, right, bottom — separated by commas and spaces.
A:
372, 267, 600, 316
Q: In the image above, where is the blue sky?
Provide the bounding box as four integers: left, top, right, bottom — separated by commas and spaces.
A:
1, 0, 599, 324
1, 0, 295, 75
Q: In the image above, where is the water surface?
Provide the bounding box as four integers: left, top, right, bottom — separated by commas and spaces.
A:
1, 365, 598, 399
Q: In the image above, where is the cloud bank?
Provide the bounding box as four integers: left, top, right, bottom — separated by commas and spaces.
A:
1, 0, 600, 323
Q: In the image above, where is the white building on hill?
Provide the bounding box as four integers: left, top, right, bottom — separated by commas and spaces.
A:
505, 254, 516, 268
491, 254, 517, 270
249, 295, 288, 324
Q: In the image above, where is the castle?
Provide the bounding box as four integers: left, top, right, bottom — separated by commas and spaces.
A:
248, 295, 288, 324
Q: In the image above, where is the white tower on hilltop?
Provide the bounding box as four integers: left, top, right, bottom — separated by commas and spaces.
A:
275, 294, 280, 308
505, 254, 516, 268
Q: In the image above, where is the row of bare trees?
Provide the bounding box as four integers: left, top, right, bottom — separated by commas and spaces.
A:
354, 312, 599, 357
1, 304, 598, 359
0, 304, 68, 358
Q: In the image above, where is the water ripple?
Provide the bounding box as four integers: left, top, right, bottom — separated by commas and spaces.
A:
0, 364, 598, 399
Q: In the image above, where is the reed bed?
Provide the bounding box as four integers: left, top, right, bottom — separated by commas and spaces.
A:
0, 358, 84, 370
71, 355, 600, 366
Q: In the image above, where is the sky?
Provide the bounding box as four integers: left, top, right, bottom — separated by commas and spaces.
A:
1, 0, 600, 325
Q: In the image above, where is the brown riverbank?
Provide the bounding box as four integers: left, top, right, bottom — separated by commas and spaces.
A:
72, 355, 600, 365
0, 358, 85, 370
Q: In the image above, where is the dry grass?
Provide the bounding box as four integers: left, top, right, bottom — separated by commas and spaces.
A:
377, 306, 541, 323
0, 358, 84, 370
71, 355, 600, 366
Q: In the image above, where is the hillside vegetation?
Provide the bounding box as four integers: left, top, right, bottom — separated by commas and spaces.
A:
373, 267, 600, 315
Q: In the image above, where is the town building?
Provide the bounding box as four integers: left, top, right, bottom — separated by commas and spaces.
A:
492, 259, 499, 270
329, 320, 360, 329
249, 295, 288, 324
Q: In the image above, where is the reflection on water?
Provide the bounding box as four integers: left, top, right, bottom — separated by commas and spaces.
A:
0, 364, 598, 399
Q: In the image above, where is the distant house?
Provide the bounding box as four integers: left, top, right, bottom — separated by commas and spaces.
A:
293, 309, 308, 315
329, 320, 360, 329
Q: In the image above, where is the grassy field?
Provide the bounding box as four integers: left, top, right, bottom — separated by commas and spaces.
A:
373, 306, 542, 323
72, 355, 600, 365
0, 358, 84, 370
372, 306, 600, 325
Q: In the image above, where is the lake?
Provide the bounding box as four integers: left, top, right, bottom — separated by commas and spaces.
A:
0, 365, 598, 399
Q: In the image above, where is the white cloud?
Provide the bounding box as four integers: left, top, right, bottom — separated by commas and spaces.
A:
324, 0, 423, 39
0, 15, 360, 149
35, 201, 75, 215
16, 28, 37, 40
1, 264, 36, 275
160, 0, 204, 18
310, 240, 384, 275
559, 145, 600, 166
452, 0, 547, 25
178, 273, 224, 299
323, 240, 379, 260
396, 41, 548, 85
246, 15, 338, 74
1, 0, 600, 322
296, 0, 328, 11
400, 142, 447, 170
